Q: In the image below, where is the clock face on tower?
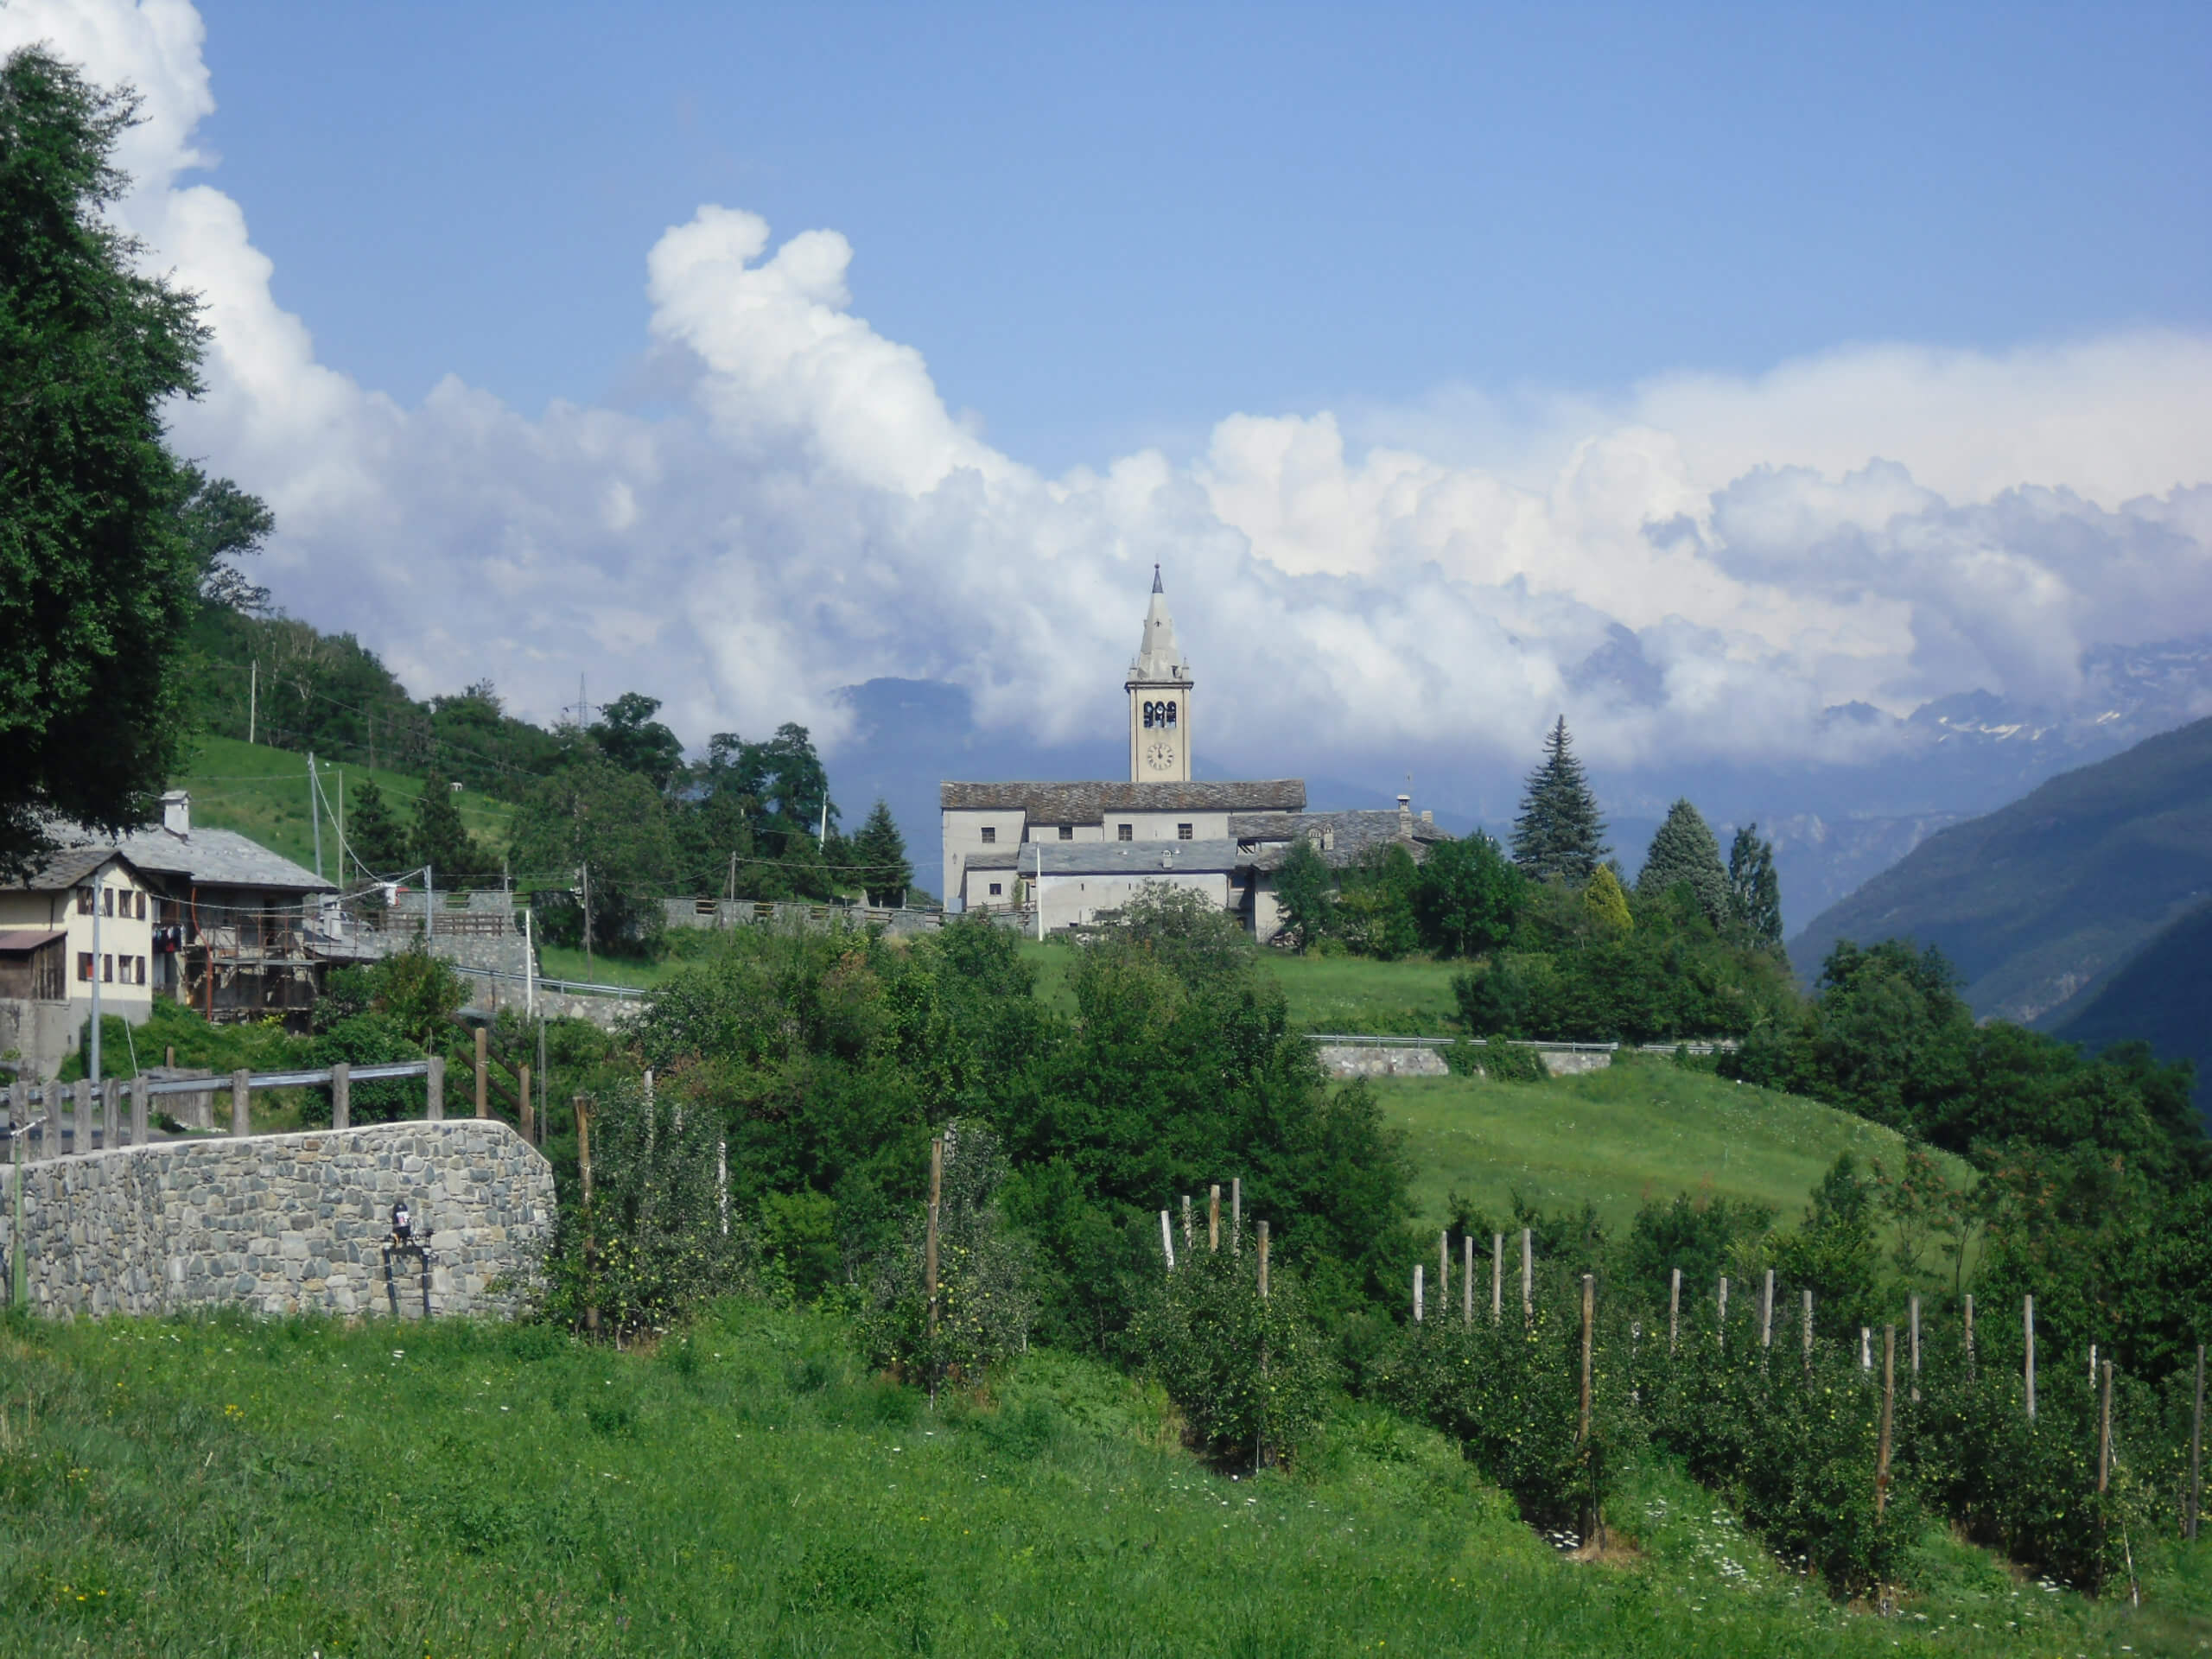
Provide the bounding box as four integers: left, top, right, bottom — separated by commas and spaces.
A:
1145, 739, 1175, 772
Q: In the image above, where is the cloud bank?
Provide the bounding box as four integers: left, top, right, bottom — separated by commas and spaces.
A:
11, 1, 2212, 783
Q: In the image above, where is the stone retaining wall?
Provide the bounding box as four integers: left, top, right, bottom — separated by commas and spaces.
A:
1315, 1045, 1452, 1078
2, 1121, 553, 1321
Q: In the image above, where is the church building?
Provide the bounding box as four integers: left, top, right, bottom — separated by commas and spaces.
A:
941, 570, 1447, 937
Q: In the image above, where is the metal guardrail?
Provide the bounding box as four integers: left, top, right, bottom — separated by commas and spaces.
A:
448, 963, 646, 1001
1302, 1033, 1739, 1054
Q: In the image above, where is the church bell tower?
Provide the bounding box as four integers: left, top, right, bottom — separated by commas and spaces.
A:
1126, 566, 1193, 782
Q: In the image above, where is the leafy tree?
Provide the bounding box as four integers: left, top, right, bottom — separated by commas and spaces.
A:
847, 798, 913, 906
1770, 1154, 1880, 1338
1336, 842, 1421, 959
1620, 1192, 1776, 1308
1582, 866, 1632, 931
178, 464, 273, 613
409, 773, 482, 877
1726, 822, 1783, 946
683, 723, 839, 900
340, 778, 411, 876
1271, 836, 1334, 951
0, 50, 213, 875
589, 690, 686, 796
1510, 717, 1609, 882
1096, 881, 1252, 990
508, 756, 677, 953
1636, 798, 1729, 924
1412, 831, 1522, 957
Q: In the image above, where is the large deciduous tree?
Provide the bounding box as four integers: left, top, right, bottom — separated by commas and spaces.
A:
1272, 837, 1334, 952
589, 690, 686, 797
1510, 717, 1609, 884
1635, 798, 1730, 924
0, 50, 254, 874
508, 756, 677, 953
1411, 830, 1523, 957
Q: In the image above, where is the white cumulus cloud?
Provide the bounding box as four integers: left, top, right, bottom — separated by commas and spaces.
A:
9, 0, 2212, 785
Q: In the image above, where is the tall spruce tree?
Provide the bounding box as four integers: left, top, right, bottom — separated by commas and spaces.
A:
849, 799, 912, 906
1510, 716, 1609, 882
341, 779, 411, 875
1727, 822, 1783, 946
1636, 798, 1730, 923
410, 774, 481, 877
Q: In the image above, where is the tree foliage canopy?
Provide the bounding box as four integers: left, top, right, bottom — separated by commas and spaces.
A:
1510, 717, 1609, 883
1636, 798, 1729, 924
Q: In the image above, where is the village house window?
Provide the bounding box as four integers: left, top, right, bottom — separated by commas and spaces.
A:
102, 887, 114, 916
988, 882, 1002, 897
101, 954, 113, 982
77, 952, 93, 981
76, 887, 93, 915
134, 891, 146, 920
1058, 824, 1074, 840
980, 826, 996, 844
134, 957, 146, 985
1177, 823, 1193, 840
1118, 823, 1133, 841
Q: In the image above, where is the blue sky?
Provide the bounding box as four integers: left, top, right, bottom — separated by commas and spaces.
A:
196, 2, 2211, 472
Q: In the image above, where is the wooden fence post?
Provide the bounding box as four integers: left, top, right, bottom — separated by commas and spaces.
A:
474, 1026, 488, 1118
1669, 1267, 1681, 1353
1413, 1263, 1424, 1324
1491, 1232, 1503, 1324
73, 1077, 92, 1154
518, 1063, 531, 1142
575, 1092, 595, 1336
927, 1136, 943, 1339
2024, 1295, 2036, 1423
2188, 1343, 2203, 1543
1910, 1294, 1922, 1403
1208, 1184, 1220, 1252
1463, 1233, 1474, 1322
426, 1057, 444, 1122
1877, 1325, 1895, 1517
1257, 1220, 1269, 1300
1159, 1210, 1176, 1271
2097, 1357, 2113, 1495
1521, 1228, 1533, 1324
1231, 1178, 1242, 1253
129, 1075, 148, 1147
229, 1070, 250, 1137
575, 1094, 593, 1206
1964, 1293, 1975, 1378
1761, 1268, 1774, 1351
1718, 1274, 1729, 1351
330, 1062, 350, 1132
1439, 1230, 1450, 1313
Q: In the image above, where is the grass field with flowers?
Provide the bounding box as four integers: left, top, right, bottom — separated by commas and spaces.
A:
1, 1301, 2198, 1656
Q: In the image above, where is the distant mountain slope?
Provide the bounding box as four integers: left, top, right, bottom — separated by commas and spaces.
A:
1787, 715, 2212, 1024
2048, 895, 2212, 1117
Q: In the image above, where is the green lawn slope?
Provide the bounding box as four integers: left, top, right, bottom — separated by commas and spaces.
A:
180, 734, 517, 878
1375, 1058, 1969, 1237
0, 1304, 2162, 1656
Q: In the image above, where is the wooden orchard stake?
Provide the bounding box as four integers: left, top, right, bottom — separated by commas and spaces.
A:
1491, 1232, 1503, 1324
1463, 1234, 1475, 1322
575, 1094, 593, 1206
1257, 1220, 1269, 1299
1669, 1268, 1681, 1352
1718, 1274, 1729, 1351
575, 1092, 596, 1336
1231, 1178, 1242, 1253
2188, 1343, 2202, 1543
1877, 1325, 1896, 1517
717, 1139, 728, 1237
1182, 1193, 1192, 1249
1761, 1268, 1774, 1351
1910, 1294, 1922, 1403
926, 1136, 943, 1338
1438, 1230, 1450, 1313
1860, 1327, 1872, 1371
1208, 1185, 1220, 1253
1413, 1263, 1425, 1324
1802, 1289, 1815, 1376
474, 1025, 489, 1118
517, 1063, 531, 1141
1521, 1228, 1533, 1323
1964, 1293, 1975, 1378
2024, 1295, 2037, 1423
1159, 1210, 1176, 1271
2098, 1357, 2113, 1494
1580, 1272, 1597, 1546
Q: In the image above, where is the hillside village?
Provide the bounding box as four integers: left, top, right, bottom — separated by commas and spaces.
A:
3, 22, 2210, 1659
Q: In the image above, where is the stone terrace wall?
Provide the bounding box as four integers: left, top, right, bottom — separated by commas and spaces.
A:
1, 1121, 554, 1321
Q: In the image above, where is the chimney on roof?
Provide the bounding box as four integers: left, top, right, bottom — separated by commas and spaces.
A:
1397, 793, 1413, 836
1421, 809, 1433, 826
162, 790, 190, 838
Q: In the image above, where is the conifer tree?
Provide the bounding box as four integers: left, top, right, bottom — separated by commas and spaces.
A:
342, 779, 412, 876
1510, 717, 1609, 882
1636, 798, 1730, 923
410, 773, 481, 877
1583, 866, 1632, 931
849, 799, 913, 906
1727, 823, 1784, 947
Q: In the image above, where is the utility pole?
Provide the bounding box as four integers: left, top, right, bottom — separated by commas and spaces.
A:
308, 753, 322, 879
248, 660, 257, 745
581, 862, 594, 970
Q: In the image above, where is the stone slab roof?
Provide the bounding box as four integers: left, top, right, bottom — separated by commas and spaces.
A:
11, 843, 137, 893
941, 779, 1306, 822
1248, 810, 1452, 872
964, 840, 1252, 876
69, 824, 334, 893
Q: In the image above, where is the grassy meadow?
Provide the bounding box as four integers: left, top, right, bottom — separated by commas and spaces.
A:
180, 734, 517, 878
0, 1302, 2179, 1658
1373, 1058, 1970, 1238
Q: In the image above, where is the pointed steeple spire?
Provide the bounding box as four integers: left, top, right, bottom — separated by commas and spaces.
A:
1152, 563, 1163, 594
1130, 568, 1190, 684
